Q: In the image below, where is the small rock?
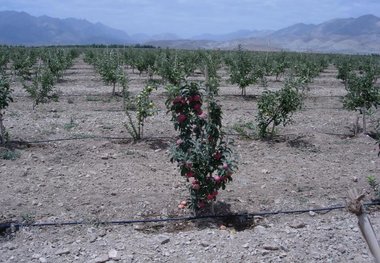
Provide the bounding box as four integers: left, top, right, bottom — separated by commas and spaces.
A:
125, 255, 134, 263
157, 235, 170, 245
353, 177, 358, 182
220, 225, 227, 230
108, 249, 120, 261
39, 257, 47, 263
89, 235, 97, 243
4, 243, 17, 250
289, 222, 306, 229
55, 248, 70, 256
242, 243, 249, 249
281, 245, 289, 252
263, 245, 280, 251
101, 155, 109, 160
98, 230, 107, 237
309, 211, 316, 217
32, 254, 41, 259
200, 242, 209, 247
336, 244, 347, 254
94, 254, 109, 263
133, 224, 144, 231
261, 169, 270, 174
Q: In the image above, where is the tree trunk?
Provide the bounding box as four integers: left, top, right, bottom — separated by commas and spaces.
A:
354, 115, 360, 136
0, 112, 5, 145
205, 67, 211, 119
241, 87, 246, 97
112, 83, 116, 96
270, 122, 276, 139
362, 108, 367, 134
211, 200, 215, 215
141, 121, 144, 139
138, 122, 141, 140
122, 86, 127, 111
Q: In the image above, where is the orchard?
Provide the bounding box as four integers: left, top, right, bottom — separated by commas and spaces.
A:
0, 45, 379, 262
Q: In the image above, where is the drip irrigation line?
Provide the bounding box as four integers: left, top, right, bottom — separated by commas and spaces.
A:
10, 135, 175, 145
12, 94, 345, 99
12, 94, 112, 98
10, 130, 360, 145
1, 201, 379, 231
11, 133, 246, 145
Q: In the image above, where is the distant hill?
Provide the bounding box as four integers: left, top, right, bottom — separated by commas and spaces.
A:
191, 29, 273, 41
0, 11, 379, 53
0, 11, 131, 45
257, 14, 380, 53
149, 14, 380, 54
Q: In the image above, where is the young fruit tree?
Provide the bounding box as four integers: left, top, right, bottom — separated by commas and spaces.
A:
199, 51, 221, 96
343, 71, 380, 134
0, 73, 12, 144
336, 58, 353, 89
157, 50, 185, 86
257, 77, 303, 138
22, 66, 58, 109
91, 50, 126, 96
124, 85, 156, 140
227, 46, 257, 97
166, 82, 237, 213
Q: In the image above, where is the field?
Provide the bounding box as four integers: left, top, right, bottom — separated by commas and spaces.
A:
1, 51, 380, 262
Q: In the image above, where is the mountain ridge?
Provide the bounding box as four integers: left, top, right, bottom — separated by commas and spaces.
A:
0, 11, 379, 53
0, 10, 132, 45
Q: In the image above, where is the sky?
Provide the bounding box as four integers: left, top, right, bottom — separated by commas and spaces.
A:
1, 0, 380, 37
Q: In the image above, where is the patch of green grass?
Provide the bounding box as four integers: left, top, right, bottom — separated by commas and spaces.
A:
21, 213, 35, 225
368, 175, 380, 200
64, 118, 78, 131
86, 96, 103, 102
72, 133, 95, 139
231, 121, 257, 139
0, 149, 21, 160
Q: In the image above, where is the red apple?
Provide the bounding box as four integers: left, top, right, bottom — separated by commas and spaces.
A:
177, 114, 187, 123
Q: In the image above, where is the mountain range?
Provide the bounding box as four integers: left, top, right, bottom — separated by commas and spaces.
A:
0, 10, 379, 53
0, 11, 131, 45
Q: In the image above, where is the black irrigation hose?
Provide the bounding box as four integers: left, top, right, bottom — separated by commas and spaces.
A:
10, 135, 175, 145
12, 94, 111, 98
12, 94, 346, 99
11, 133, 249, 145
1, 201, 379, 231
10, 130, 362, 145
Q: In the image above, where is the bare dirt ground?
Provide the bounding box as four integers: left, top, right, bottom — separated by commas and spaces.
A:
1, 58, 380, 263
